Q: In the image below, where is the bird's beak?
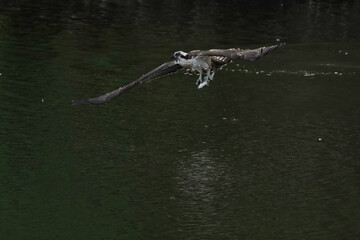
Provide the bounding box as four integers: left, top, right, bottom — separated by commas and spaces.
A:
171, 54, 176, 59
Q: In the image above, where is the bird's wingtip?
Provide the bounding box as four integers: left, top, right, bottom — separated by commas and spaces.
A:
276, 41, 286, 47
72, 99, 90, 106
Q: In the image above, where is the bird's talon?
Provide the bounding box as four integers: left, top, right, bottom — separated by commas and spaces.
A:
198, 80, 210, 89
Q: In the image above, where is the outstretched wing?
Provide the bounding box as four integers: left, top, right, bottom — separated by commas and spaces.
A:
73, 61, 183, 105
191, 43, 284, 67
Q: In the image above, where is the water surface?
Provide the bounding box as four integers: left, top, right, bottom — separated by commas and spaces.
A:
0, 1, 360, 239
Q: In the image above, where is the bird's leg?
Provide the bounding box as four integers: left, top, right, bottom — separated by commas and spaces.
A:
204, 69, 210, 82
195, 69, 203, 86
198, 69, 211, 89
209, 71, 215, 81
205, 69, 215, 82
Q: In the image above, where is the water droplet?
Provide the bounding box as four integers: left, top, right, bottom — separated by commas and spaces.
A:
304, 72, 315, 77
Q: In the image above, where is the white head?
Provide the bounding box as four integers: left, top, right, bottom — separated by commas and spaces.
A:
172, 51, 188, 60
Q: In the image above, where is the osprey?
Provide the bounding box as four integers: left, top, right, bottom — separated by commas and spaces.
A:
73, 43, 284, 105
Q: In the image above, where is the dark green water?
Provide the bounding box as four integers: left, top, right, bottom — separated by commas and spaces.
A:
1, 0, 360, 239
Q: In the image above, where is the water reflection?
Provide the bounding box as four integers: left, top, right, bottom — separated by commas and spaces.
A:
175, 150, 233, 235
0, 0, 359, 44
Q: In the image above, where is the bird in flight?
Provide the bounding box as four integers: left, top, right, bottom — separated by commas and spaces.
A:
73, 43, 284, 105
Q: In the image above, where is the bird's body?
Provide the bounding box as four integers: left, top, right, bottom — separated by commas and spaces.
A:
73, 43, 284, 105
175, 55, 213, 88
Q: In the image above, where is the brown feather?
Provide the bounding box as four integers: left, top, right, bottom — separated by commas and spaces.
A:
73, 61, 182, 105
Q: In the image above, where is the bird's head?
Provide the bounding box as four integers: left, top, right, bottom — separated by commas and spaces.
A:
172, 51, 188, 60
